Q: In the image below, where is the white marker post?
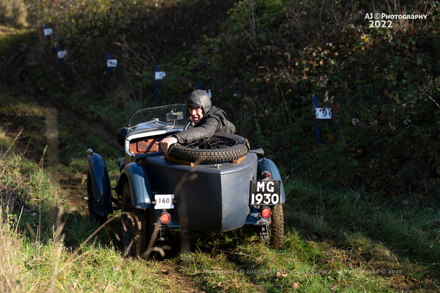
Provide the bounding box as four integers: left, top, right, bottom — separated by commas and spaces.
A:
314, 97, 332, 144
42, 24, 51, 42
155, 72, 166, 80
315, 108, 332, 119
155, 66, 166, 102
107, 59, 117, 67
44, 28, 52, 36
56, 46, 66, 64
57, 51, 67, 59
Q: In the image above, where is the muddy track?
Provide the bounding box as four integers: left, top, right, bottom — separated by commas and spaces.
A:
1, 43, 123, 217
1, 43, 123, 154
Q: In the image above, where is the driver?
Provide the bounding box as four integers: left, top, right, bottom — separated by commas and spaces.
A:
157, 89, 236, 153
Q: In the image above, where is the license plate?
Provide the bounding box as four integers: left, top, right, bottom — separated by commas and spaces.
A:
155, 194, 174, 209
249, 180, 281, 205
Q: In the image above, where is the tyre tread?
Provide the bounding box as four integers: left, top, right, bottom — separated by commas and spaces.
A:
271, 204, 284, 249
168, 133, 250, 163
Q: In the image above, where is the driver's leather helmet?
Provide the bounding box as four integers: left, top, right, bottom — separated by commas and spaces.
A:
186, 89, 211, 114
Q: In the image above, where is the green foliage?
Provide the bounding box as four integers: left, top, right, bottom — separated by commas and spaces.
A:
0, 0, 28, 27
192, 0, 440, 198
0, 26, 32, 55
24, 0, 440, 199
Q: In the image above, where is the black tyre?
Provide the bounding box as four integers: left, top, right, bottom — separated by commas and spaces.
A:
168, 133, 250, 163
87, 171, 107, 224
271, 204, 284, 249
121, 184, 151, 258
258, 204, 284, 249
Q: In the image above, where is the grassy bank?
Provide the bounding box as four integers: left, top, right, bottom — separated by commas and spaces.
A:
2, 141, 440, 291
0, 85, 196, 292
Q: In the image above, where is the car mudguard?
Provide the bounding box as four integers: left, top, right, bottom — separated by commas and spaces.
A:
87, 153, 112, 216
121, 162, 153, 209
257, 158, 286, 204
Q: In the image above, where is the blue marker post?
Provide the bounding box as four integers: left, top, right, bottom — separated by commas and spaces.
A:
106, 53, 110, 75
106, 53, 111, 86
198, 82, 211, 98
43, 24, 46, 42
314, 96, 321, 144
56, 45, 62, 64
155, 65, 158, 102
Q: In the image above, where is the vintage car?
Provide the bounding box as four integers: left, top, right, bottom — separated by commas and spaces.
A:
86, 104, 285, 258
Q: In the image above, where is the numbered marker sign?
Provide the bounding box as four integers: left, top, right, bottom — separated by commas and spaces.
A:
155, 194, 174, 209
107, 59, 117, 67
155, 72, 166, 80
58, 51, 67, 59
315, 108, 332, 119
44, 28, 52, 36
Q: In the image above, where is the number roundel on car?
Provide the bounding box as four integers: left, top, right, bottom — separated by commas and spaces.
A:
167, 133, 250, 163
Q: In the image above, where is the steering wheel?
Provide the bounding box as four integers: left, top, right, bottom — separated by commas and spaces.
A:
183, 121, 191, 131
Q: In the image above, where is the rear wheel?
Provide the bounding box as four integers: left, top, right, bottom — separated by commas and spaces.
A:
87, 171, 107, 224
121, 184, 150, 258
271, 204, 284, 249
258, 204, 284, 249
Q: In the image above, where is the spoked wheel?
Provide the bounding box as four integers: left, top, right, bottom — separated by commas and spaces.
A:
168, 133, 250, 163
121, 184, 151, 258
259, 204, 284, 249
87, 171, 107, 224
184, 136, 236, 149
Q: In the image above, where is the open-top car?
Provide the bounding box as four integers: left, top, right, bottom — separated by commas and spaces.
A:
86, 103, 286, 258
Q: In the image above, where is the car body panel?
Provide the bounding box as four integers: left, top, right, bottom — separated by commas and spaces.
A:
121, 162, 154, 209
87, 153, 112, 216
244, 206, 268, 226
141, 153, 258, 232
258, 158, 286, 204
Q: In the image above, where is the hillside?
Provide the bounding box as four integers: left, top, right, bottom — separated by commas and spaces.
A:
1, 0, 440, 291
9, 0, 438, 199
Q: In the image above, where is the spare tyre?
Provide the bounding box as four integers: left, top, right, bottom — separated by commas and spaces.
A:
168, 133, 250, 163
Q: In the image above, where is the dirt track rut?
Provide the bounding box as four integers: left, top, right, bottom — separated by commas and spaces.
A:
1, 43, 122, 214
1, 43, 123, 154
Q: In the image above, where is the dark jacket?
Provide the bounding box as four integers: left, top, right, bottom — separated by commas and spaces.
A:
173, 106, 236, 144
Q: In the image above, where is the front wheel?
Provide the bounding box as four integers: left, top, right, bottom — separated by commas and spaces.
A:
121, 184, 150, 258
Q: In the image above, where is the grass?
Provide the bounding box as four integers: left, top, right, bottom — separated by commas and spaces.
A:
0, 88, 196, 292
172, 177, 440, 291
0, 25, 31, 55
